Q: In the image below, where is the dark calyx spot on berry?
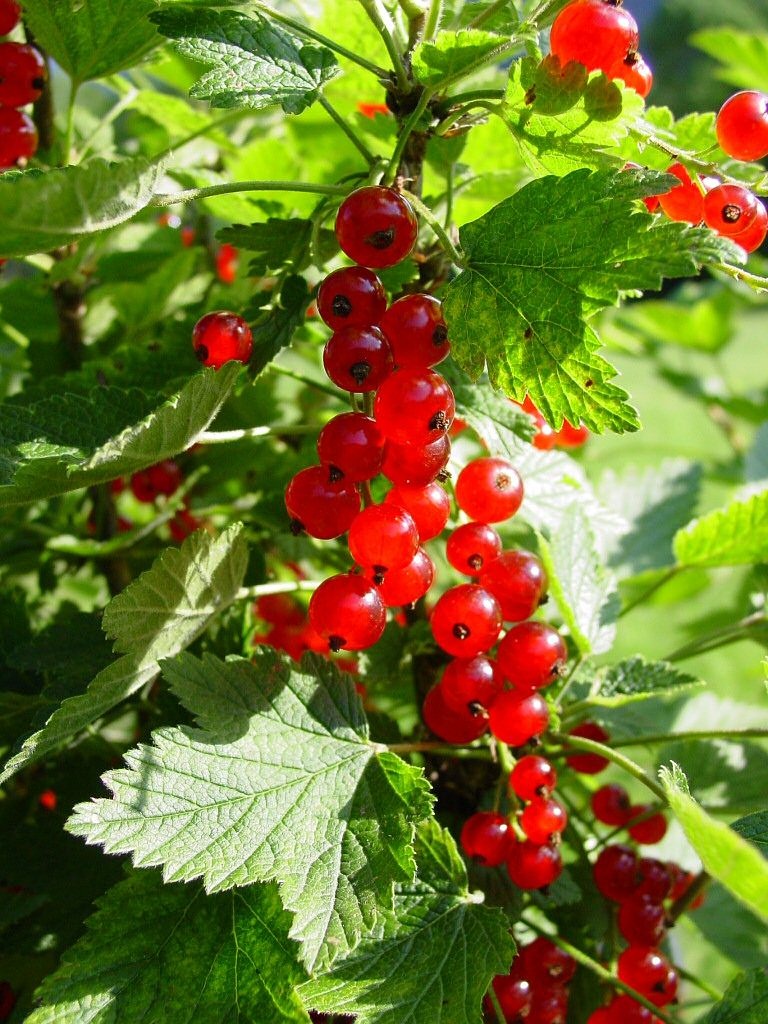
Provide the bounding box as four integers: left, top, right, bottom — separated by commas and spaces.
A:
433, 325, 448, 346
539, 594, 549, 606
624, 51, 639, 67
722, 203, 742, 223
524, 327, 533, 339
32, 77, 46, 90
429, 410, 449, 432
468, 700, 486, 717
372, 565, 387, 584
194, 344, 208, 362
535, 784, 550, 797
350, 361, 371, 384
452, 622, 470, 640
437, 468, 451, 482
495, 473, 510, 491
329, 635, 345, 652
366, 227, 395, 250
468, 553, 483, 570
328, 465, 345, 483
332, 294, 352, 317
289, 518, 305, 536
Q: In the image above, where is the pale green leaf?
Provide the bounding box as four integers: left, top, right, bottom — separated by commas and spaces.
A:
659, 763, 768, 922
587, 656, 702, 708
692, 29, 768, 92
699, 969, 768, 1024
0, 525, 248, 782
413, 29, 504, 87
67, 650, 434, 970
27, 871, 309, 1024
742, 422, 768, 499
673, 491, 768, 568
300, 820, 515, 1024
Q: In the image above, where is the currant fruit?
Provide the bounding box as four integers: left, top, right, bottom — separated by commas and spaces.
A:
507, 840, 562, 889
618, 894, 667, 946
215, 243, 238, 284
460, 811, 514, 866
335, 185, 418, 268
455, 457, 524, 523
348, 503, 419, 576
593, 843, 639, 902
323, 325, 393, 392
609, 51, 653, 98
489, 974, 533, 1023
192, 311, 253, 368
379, 293, 450, 367
130, 459, 182, 503
658, 163, 703, 224
703, 183, 760, 236
549, 0, 639, 73
308, 573, 386, 651
635, 858, 673, 902
603, 995, 655, 1024
479, 549, 548, 622
284, 465, 360, 539
384, 482, 450, 541
520, 796, 568, 844
374, 368, 455, 445
731, 199, 768, 253
0, 981, 16, 1023
591, 783, 631, 826
255, 593, 306, 627
556, 419, 590, 447
527, 986, 570, 1024
509, 754, 557, 800
496, 621, 567, 691
627, 805, 668, 845
520, 936, 576, 985
380, 435, 451, 487
566, 721, 610, 773
430, 583, 502, 657
422, 683, 489, 743
366, 547, 434, 606
488, 690, 549, 746
0, 42, 46, 107
446, 522, 502, 575
617, 947, 678, 1007
440, 654, 504, 714
0, 106, 37, 168
0, 0, 20, 35
169, 506, 202, 542
317, 412, 386, 482
715, 90, 768, 162
317, 266, 387, 331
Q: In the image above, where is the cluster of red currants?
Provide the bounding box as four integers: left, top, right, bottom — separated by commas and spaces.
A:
98, 459, 202, 542
549, 0, 652, 98
488, 936, 577, 1024
512, 396, 589, 451
0, 0, 44, 170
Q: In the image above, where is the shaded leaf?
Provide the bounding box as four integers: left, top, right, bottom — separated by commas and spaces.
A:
588, 656, 702, 708
732, 811, 768, 859
699, 969, 768, 1024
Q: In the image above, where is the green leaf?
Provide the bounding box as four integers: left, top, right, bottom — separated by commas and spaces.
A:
444, 169, 735, 434
659, 763, 768, 923
300, 820, 515, 1024
412, 29, 504, 87
0, 364, 239, 507
608, 289, 736, 354
445, 363, 536, 452
586, 656, 702, 708
0, 525, 248, 782
67, 650, 434, 970
0, 158, 163, 258
219, 218, 336, 276
26, 871, 309, 1024
699, 969, 768, 1024
673, 491, 768, 568
692, 29, 768, 92
21, 0, 160, 83
249, 274, 310, 377
743, 422, 768, 498
732, 811, 768, 858
538, 503, 619, 655
151, 6, 340, 114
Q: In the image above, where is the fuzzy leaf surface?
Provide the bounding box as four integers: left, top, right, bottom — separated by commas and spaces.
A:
26, 871, 309, 1024
412, 29, 504, 87
151, 7, 339, 113
67, 650, 434, 970
673, 491, 768, 568
300, 820, 514, 1024
1, 525, 248, 781
587, 657, 702, 708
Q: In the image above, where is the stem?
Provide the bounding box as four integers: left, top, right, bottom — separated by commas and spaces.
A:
77, 87, 139, 162
549, 732, 668, 804
318, 95, 377, 164
358, 0, 411, 91
153, 108, 250, 165
486, 985, 507, 1024
496, 740, 515, 777
360, 478, 375, 508
633, 126, 768, 193
610, 729, 768, 748
553, 654, 586, 710
236, 580, 321, 601
150, 179, 348, 207
401, 187, 464, 265
467, 0, 507, 29
63, 83, 78, 164
618, 566, 680, 618
714, 262, 768, 293
388, 741, 492, 759
384, 87, 434, 184
663, 612, 767, 663
423, 0, 442, 41
269, 362, 344, 398
195, 424, 319, 443
674, 963, 722, 1002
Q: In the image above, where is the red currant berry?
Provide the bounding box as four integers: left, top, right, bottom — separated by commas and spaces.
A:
636, 858, 673, 902
348, 503, 419, 576
384, 482, 450, 541
130, 459, 182, 503
317, 412, 385, 482
618, 895, 667, 946
566, 721, 610, 774
308, 573, 386, 651
374, 368, 455, 445
488, 690, 549, 747
496, 621, 567, 691
0, 981, 16, 1022
255, 593, 305, 627
587, 1009, 613, 1024
507, 840, 562, 889
0, 106, 37, 168
380, 435, 451, 486
555, 419, 590, 447
715, 90, 768, 162
604, 995, 655, 1024
609, 51, 653, 98
455, 457, 524, 524
489, 973, 532, 1022
440, 655, 504, 714
479, 550, 547, 622
521, 796, 567, 844
422, 683, 489, 743
366, 547, 434, 606
550, 0, 639, 73
591, 783, 632, 826
446, 522, 502, 575
192, 311, 253, 368
617, 947, 678, 1007
323, 325, 393, 392
509, 754, 557, 801
38, 788, 57, 811
285, 465, 360, 539
517, 396, 557, 450
169, 506, 202, 542
0, 0, 20, 35
430, 583, 502, 657
317, 266, 387, 331
379, 293, 450, 367
0, 43, 46, 107
731, 199, 768, 253
215, 243, 238, 284
658, 163, 703, 224
460, 811, 514, 866
703, 183, 760, 236
593, 843, 639, 902
527, 986, 570, 1024
335, 186, 418, 268
627, 805, 668, 845
520, 936, 576, 986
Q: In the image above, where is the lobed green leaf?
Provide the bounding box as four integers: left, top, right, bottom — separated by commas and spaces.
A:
673, 490, 768, 568
699, 968, 768, 1024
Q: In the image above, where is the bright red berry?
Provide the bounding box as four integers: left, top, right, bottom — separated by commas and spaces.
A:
604, 995, 655, 1023
374, 368, 455, 445
446, 522, 501, 576
0, 0, 20, 35
527, 986, 570, 1024
215, 242, 238, 283
308, 573, 386, 652
0, 43, 46, 107
617, 947, 678, 1007
489, 973, 532, 1022
509, 754, 557, 801
618, 895, 667, 946
566, 721, 610, 774
380, 435, 451, 486
488, 690, 549, 746
507, 840, 562, 889
348, 503, 419, 576
715, 90, 768, 162
731, 199, 768, 253
703, 183, 760, 236
422, 683, 489, 743
317, 412, 385, 482
627, 805, 668, 845
550, 0, 639, 74
169, 506, 202, 542
379, 293, 450, 367
335, 186, 418, 268
430, 583, 502, 657
593, 843, 639, 902
520, 796, 567, 844
636, 858, 673, 902
38, 788, 57, 811
0, 106, 37, 168
192, 311, 253, 368
556, 419, 590, 447
460, 811, 514, 866
609, 51, 653, 98
366, 547, 434, 606
384, 482, 450, 541
440, 655, 504, 714
455, 457, 524, 523
658, 163, 703, 224
130, 459, 182, 503
479, 550, 547, 622
496, 621, 567, 691
520, 936, 576, 986
317, 265, 387, 331
323, 324, 393, 392
255, 593, 305, 627
284, 465, 360, 539
587, 1009, 613, 1024
591, 783, 632, 826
